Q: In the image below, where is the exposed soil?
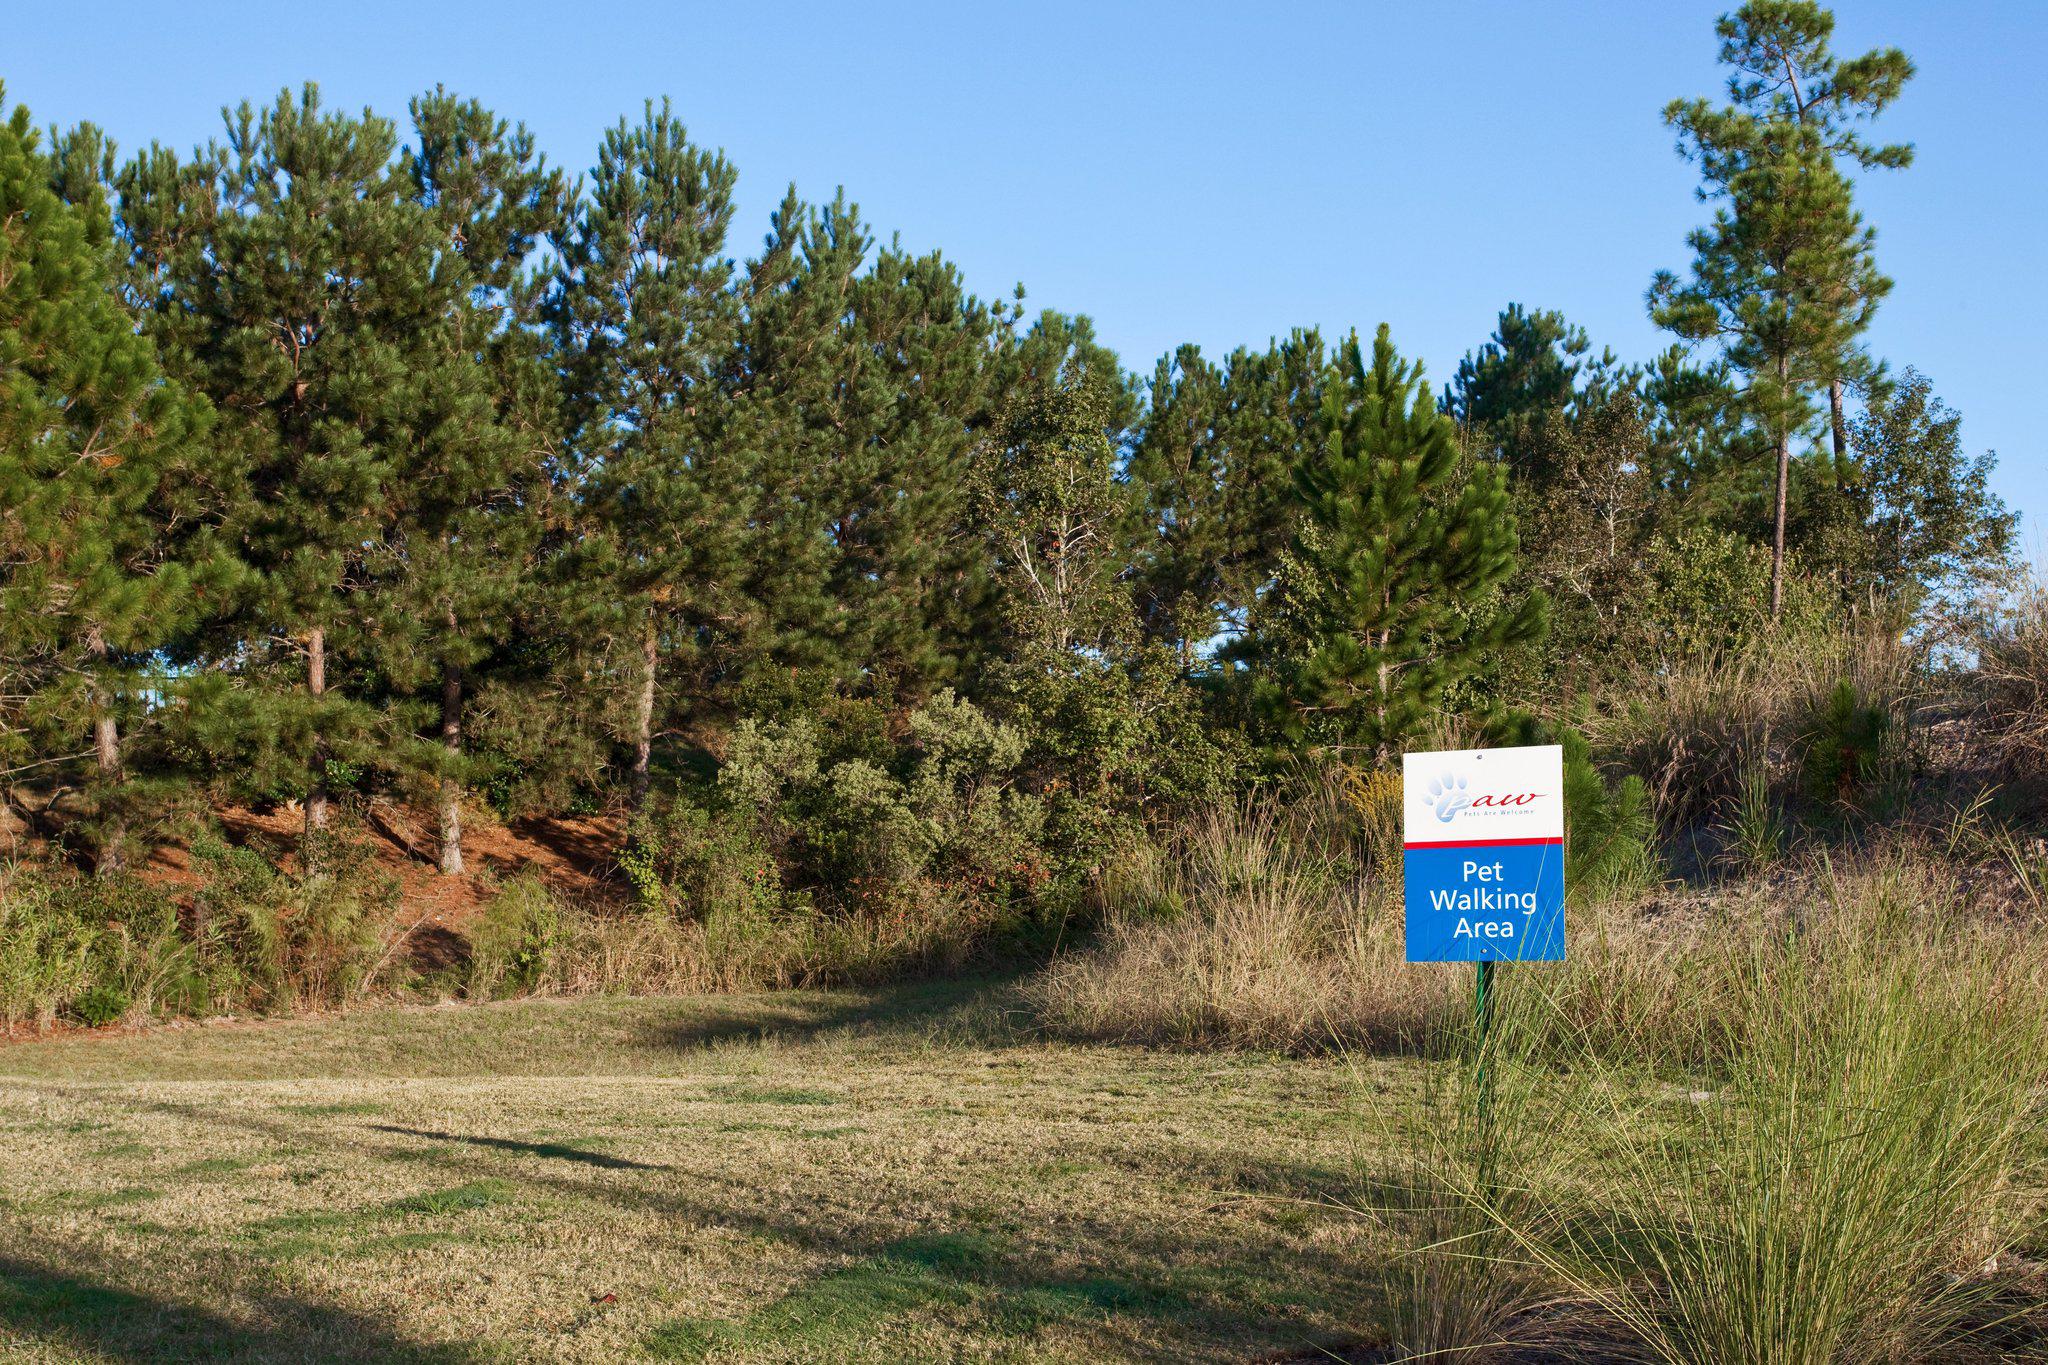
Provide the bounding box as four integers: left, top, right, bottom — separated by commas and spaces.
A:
136, 800, 630, 936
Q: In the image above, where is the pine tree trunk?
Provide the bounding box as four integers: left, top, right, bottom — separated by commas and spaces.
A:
438, 656, 464, 876
631, 616, 657, 808
1769, 426, 1790, 621
1769, 359, 1791, 623
86, 626, 124, 875
1829, 378, 1848, 464
306, 625, 330, 835
1830, 377, 1853, 597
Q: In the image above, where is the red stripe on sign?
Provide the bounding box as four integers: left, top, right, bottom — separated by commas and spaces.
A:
1402, 836, 1565, 851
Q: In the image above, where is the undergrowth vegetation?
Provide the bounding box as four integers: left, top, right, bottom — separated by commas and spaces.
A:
1018, 632, 2048, 1360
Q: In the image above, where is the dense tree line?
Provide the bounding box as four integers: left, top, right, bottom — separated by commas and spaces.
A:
0, 4, 2016, 907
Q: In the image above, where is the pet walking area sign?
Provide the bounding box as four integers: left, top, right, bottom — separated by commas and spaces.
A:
1402, 744, 1565, 963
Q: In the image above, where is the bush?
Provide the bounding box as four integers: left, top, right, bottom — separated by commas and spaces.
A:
1799, 678, 1899, 811
68, 981, 130, 1027
0, 867, 101, 1029
0, 866, 189, 1029
1561, 728, 1659, 899
464, 874, 561, 998
1639, 528, 1837, 662
621, 691, 1072, 959
1584, 628, 1919, 834
187, 823, 406, 1012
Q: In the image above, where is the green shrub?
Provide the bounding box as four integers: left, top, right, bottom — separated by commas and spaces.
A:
465, 875, 561, 998
67, 981, 130, 1027
623, 794, 793, 921
712, 691, 1053, 923
0, 870, 101, 1029
188, 824, 402, 1012
1799, 678, 1899, 811
0, 868, 214, 1027
1640, 528, 1836, 662
1561, 728, 1659, 899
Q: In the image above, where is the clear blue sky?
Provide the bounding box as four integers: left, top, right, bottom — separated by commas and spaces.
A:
10, 1, 2043, 538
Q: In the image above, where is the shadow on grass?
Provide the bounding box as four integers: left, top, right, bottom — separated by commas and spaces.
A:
367, 1125, 670, 1171
626, 970, 1035, 1054
0, 1248, 477, 1363
125, 1089, 1377, 1361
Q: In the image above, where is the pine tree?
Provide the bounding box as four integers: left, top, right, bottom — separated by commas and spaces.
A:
551, 100, 743, 806
1443, 305, 1637, 486
386, 89, 570, 873
1651, 1, 1913, 618
832, 237, 1010, 697
1126, 331, 1324, 666
1235, 326, 1545, 763
720, 188, 855, 697
1126, 344, 1228, 657
116, 86, 449, 844
0, 89, 229, 869
726, 192, 1008, 706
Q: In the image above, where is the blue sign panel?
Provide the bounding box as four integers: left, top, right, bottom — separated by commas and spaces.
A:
1403, 839, 1565, 962
1402, 745, 1566, 963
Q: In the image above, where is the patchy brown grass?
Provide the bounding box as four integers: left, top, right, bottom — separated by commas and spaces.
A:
0, 980, 1413, 1363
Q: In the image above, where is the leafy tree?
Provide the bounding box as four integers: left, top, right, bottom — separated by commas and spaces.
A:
1809, 369, 2014, 624
0, 89, 230, 869
550, 100, 742, 807
1651, 0, 1914, 618
1234, 326, 1545, 762
972, 376, 1132, 661
972, 373, 1230, 859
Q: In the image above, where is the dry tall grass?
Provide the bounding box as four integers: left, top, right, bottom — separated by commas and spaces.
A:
1039, 795, 2048, 1363
1025, 802, 1464, 1053
463, 872, 1011, 1000
1480, 859, 2048, 1365
1978, 578, 2048, 775
1579, 628, 1923, 831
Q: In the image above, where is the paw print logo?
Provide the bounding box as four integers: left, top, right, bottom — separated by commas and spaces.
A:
1426, 771, 1469, 822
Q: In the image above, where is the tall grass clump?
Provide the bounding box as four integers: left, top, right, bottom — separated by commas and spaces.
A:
1361, 975, 1598, 1360
1586, 629, 1920, 834
1028, 799, 1464, 1052
1977, 578, 2048, 778
462, 870, 1018, 1000
187, 827, 408, 1010
1489, 864, 2048, 1364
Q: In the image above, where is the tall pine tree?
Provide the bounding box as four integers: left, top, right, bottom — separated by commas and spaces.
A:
1, 90, 231, 869
1651, 1, 1913, 618
1126, 330, 1324, 666
551, 101, 742, 805
1235, 326, 1544, 763
387, 89, 570, 873
117, 86, 452, 843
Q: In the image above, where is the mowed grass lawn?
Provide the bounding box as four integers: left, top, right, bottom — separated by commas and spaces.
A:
0, 981, 1404, 1363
